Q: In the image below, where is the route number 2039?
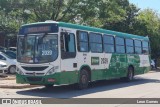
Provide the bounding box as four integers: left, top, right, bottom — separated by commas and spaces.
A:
101, 58, 108, 64
42, 50, 52, 55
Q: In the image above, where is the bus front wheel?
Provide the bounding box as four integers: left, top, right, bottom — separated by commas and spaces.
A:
77, 69, 89, 90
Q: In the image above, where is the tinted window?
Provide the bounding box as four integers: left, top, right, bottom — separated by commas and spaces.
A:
126, 39, 134, 54
142, 41, 149, 54
126, 47, 134, 54
115, 37, 125, 53
135, 47, 142, 54
89, 33, 102, 43
134, 40, 141, 47
79, 42, 88, 52
116, 46, 125, 53
116, 37, 124, 45
89, 33, 102, 53
103, 35, 115, 53
103, 35, 114, 44
1, 51, 16, 59
90, 43, 103, 52
77, 31, 89, 52
104, 44, 115, 53
78, 31, 88, 42
142, 41, 148, 48
126, 39, 133, 46
134, 40, 142, 54
65, 33, 76, 52
61, 33, 76, 59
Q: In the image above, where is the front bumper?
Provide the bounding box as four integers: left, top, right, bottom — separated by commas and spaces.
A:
0, 67, 7, 74
16, 73, 60, 85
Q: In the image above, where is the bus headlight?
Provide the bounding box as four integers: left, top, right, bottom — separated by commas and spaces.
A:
16, 67, 24, 75
45, 66, 58, 75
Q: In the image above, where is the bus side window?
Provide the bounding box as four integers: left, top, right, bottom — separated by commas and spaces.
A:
142, 41, 149, 54
61, 32, 76, 59
134, 40, 142, 54
77, 31, 89, 52
115, 37, 125, 53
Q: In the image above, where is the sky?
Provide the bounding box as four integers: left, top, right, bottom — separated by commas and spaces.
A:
129, 0, 160, 13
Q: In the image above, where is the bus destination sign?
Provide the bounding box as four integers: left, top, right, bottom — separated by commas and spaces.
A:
18, 23, 58, 35
25, 26, 51, 34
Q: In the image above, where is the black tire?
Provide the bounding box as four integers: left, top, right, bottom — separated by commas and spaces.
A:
44, 84, 54, 88
151, 65, 154, 70
8, 65, 16, 74
76, 69, 89, 90
125, 67, 134, 82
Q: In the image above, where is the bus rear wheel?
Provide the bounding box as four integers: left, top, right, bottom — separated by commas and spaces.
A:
126, 67, 134, 82
121, 67, 134, 82
76, 69, 89, 90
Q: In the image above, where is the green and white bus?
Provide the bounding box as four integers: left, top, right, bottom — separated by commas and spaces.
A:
16, 21, 150, 89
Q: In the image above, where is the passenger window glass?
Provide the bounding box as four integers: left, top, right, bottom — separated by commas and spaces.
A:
142, 41, 149, 54
90, 33, 102, 43
65, 33, 75, 52
104, 44, 115, 53
77, 31, 89, 52
126, 39, 133, 46
134, 40, 142, 54
115, 37, 125, 53
116, 46, 125, 53
126, 39, 134, 54
134, 40, 141, 47
103, 35, 115, 53
61, 33, 76, 59
89, 33, 102, 53
116, 37, 124, 45
103, 35, 114, 44
78, 32, 88, 42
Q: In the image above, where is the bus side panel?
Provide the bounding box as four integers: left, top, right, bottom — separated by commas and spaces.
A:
106, 53, 118, 79
116, 54, 127, 77
127, 54, 150, 75
59, 71, 78, 84
106, 53, 127, 79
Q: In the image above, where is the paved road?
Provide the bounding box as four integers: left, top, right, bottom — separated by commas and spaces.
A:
1, 71, 160, 107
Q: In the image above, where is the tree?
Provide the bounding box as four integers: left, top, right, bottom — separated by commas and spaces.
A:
135, 9, 160, 58
103, 0, 140, 33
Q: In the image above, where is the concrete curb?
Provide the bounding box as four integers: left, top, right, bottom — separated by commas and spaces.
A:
0, 75, 16, 80
0, 85, 40, 89
0, 77, 16, 80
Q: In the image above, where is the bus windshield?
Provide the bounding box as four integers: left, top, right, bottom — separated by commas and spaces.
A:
17, 34, 58, 63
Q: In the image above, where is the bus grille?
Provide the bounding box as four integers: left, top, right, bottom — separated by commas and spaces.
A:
26, 73, 45, 76
27, 77, 43, 82
22, 66, 48, 71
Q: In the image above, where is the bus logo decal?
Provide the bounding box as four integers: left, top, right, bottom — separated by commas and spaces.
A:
91, 57, 99, 65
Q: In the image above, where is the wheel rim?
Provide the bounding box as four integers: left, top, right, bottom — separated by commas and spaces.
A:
81, 75, 87, 84
10, 66, 16, 74
129, 70, 133, 80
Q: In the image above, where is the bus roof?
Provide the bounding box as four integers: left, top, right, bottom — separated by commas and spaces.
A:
58, 22, 149, 41
21, 21, 149, 41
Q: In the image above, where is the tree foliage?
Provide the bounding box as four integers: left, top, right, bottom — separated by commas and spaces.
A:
0, 0, 160, 58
